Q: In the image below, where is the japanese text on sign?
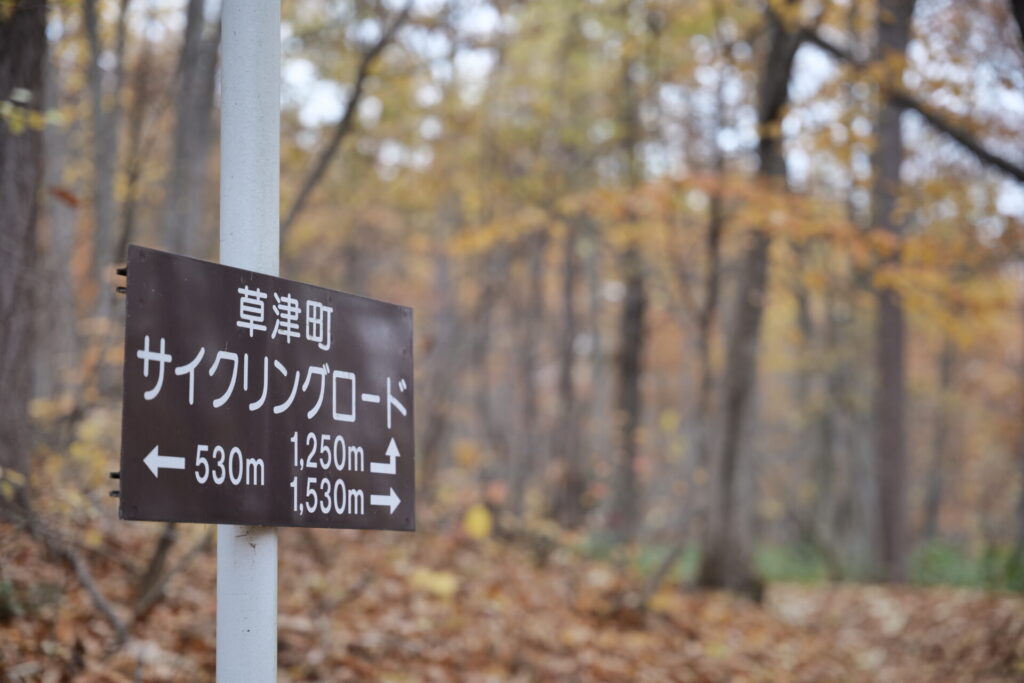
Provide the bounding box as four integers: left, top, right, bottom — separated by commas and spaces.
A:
118, 245, 415, 531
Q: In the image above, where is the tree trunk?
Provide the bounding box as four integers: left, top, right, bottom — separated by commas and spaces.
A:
643, 54, 728, 598
162, 0, 220, 257
470, 251, 512, 496
36, 50, 77, 402
607, 9, 647, 542
1014, 293, 1024, 559
922, 338, 954, 540
609, 249, 646, 541
814, 285, 845, 576
0, 0, 47, 507
696, 231, 770, 597
551, 220, 586, 527
83, 0, 129, 317
510, 236, 546, 515
510, 233, 546, 516
545, 12, 586, 528
115, 13, 152, 264
689, 12, 728, 534
696, 5, 800, 598
418, 194, 462, 503
871, 0, 916, 582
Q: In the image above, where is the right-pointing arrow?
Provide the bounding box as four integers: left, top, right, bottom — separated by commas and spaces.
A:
369, 437, 400, 475
370, 487, 400, 514
143, 445, 186, 478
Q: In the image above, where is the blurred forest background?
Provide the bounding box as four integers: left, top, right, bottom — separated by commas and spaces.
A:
3, 0, 1024, 679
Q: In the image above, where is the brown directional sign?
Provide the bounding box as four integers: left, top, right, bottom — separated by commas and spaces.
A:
118, 245, 414, 531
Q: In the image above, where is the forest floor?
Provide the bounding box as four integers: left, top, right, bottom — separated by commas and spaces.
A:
1, 515, 1022, 682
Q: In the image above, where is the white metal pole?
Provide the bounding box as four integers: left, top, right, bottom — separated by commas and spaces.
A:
218, 1, 280, 681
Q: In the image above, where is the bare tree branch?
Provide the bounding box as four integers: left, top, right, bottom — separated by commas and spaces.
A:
9, 511, 130, 643
281, 3, 412, 237
888, 91, 1024, 182
131, 527, 213, 621
133, 522, 177, 604
802, 29, 1024, 183
65, 546, 129, 643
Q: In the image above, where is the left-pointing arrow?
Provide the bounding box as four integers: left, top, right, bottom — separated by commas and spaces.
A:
143, 445, 186, 478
